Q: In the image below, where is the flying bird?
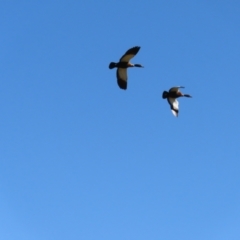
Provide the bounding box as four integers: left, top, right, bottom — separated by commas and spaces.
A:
109, 46, 143, 90
162, 86, 192, 117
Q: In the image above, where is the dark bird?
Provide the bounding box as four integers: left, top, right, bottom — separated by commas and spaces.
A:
109, 46, 143, 90
162, 86, 192, 117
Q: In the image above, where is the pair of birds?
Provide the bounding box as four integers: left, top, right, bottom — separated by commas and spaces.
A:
109, 46, 192, 117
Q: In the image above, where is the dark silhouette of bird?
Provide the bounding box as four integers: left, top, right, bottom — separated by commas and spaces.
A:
109, 46, 143, 90
162, 86, 192, 117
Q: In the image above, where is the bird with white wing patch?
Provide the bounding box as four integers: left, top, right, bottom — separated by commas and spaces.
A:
162, 86, 192, 117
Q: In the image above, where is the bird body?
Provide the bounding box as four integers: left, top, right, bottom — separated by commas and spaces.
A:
162, 86, 192, 117
109, 46, 143, 90
109, 62, 135, 69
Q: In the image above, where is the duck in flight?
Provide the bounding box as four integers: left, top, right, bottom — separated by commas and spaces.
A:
109, 46, 143, 90
162, 86, 192, 117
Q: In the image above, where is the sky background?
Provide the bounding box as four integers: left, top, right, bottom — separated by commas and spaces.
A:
0, 1, 240, 239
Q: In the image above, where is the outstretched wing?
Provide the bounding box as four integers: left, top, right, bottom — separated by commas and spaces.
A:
169, 86, 184, 93
117, 68, 128, 90
167, 98, 179, 117
120, 46, 141, 62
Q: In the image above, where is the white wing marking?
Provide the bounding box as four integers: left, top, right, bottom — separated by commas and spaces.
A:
168, 98, 179, 117
171, 109, 178, 117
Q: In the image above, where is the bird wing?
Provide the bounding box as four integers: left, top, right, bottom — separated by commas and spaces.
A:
169, 86, 184, 93
119, 46, 141, 62
167, 98, 179, 117
117, 68, 128, 90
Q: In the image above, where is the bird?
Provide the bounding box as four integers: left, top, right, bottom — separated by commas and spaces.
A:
162, 86, 192, 117
109, 46, 143, 90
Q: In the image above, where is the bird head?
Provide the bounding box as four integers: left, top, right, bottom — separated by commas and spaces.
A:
134, 64, 144, 68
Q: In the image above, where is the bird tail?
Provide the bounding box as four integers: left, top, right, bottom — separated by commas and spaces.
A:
162, 91, 168, 99
109, 62, 116, 69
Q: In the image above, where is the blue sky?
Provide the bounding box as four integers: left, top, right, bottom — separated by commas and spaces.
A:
1, 1, 240, 239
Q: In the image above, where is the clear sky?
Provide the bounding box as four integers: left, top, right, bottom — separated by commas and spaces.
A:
1, 1, 240, 239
